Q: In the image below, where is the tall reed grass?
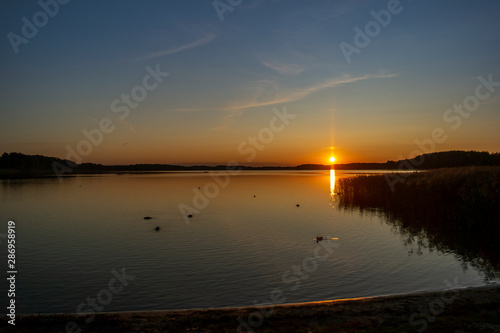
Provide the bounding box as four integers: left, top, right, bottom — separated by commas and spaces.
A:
337, 166, 500, 276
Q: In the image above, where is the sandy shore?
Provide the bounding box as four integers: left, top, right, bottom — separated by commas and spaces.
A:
3, 285, 500, 332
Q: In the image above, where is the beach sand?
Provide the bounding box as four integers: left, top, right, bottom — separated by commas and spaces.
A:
3, 285, 500, 332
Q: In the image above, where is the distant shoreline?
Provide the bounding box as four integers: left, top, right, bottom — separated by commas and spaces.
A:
6, 284, 500, 332
1, 150, 499, 179
0, 168, 404, 180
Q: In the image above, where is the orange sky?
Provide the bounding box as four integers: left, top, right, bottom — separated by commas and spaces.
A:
1, 2, 500, 166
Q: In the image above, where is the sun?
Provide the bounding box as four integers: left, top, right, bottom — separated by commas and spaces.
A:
329, 156, 336, 163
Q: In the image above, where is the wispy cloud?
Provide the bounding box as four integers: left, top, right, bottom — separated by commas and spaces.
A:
223, 72, 397, 111
136, 33, 216, 61
211, 110, 243, 131
257, 56, 305, 75
9, 142, 71, 146
241, 0, 283, 10
114, 117, 135, 133
165, 72, 397, 130
169, 107, 209, 112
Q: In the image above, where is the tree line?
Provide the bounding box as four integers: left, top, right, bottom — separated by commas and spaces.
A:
1, 150, 499, 178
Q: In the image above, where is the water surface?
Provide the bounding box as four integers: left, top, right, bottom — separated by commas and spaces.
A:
0, 171, 497, 314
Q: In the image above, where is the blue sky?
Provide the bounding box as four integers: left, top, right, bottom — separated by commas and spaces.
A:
1, 0, 499, 165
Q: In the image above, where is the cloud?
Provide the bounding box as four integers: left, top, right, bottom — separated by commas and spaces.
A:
223, 72, 397, 111
241, 0, 283, 10
136, 33, 216, 61
8, 142, 71, 146
168, 107, 208, 112
211, 110, 243, 131
257, 56, 305, 75
164, 72, 397, 130
114, 117, 135, 133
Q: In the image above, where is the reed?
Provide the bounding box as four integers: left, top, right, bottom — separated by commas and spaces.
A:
337, 166, 500, 275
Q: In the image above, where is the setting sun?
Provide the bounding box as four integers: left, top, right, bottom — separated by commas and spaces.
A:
330, 156, 336, 163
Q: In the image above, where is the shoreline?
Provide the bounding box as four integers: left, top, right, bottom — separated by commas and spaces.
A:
27, 283, 497, 316
6, 284, 500, 332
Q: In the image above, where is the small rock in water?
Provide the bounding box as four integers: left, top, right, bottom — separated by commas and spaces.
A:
296, 204, 300, 207
155, 226, 160, 231
187, 214, 193, 218
144, 216, 152, 220
253, 195, 256, 197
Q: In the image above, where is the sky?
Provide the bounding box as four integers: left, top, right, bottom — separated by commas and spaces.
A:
1, 0, 499, 166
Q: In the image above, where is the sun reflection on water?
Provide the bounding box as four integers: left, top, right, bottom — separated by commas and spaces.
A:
330, 169, 336, 207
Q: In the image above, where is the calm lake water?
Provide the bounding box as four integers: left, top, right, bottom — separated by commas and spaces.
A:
0, 170, 498, 314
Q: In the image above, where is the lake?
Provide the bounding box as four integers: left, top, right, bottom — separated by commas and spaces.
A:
0, 170, 498, 314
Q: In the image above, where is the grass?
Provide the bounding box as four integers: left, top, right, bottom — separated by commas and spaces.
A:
337, 166, 500, 275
